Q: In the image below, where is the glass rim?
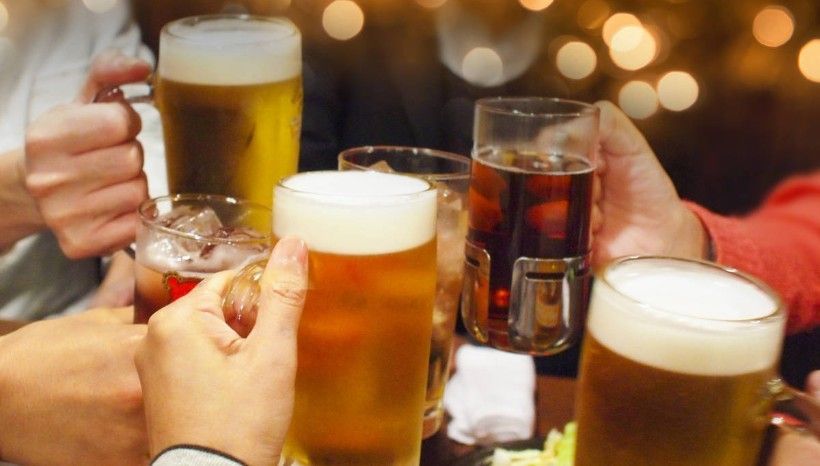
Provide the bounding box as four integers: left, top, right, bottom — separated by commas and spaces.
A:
138, 193, 272, 244
162, 14, 298, 46
338, 145, 471, 182
475, 96, 599, 119
597, 255, 785, 326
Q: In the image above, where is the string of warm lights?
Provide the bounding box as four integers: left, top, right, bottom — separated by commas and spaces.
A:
2, 0, 818, 118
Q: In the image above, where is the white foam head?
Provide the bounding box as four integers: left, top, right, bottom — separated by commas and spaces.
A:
159, 15, 301, 85
587, 257, 785, 376
273, 171, 437, 255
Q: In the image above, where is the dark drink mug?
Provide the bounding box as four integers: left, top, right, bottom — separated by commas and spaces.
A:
462, 97, 599, 355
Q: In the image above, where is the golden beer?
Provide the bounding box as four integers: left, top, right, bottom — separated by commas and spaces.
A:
156, 15, 302, 207
574, 257, 786, 466
275, 171, 438, 465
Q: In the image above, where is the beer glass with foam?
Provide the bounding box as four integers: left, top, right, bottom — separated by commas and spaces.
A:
98, 15, 302, 207
133, 194, 271, 324
225, 171, 438, 465
575, 256, 820, 466
462, 98, 598, 355
338, 146, 470, 439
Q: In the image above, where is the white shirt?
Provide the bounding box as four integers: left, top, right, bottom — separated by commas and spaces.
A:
0, 0, 158, 319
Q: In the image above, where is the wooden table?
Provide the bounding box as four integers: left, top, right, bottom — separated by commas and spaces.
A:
420, 375, 577, 466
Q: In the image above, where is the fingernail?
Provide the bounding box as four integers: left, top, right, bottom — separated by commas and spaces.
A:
271, 237, 307, 271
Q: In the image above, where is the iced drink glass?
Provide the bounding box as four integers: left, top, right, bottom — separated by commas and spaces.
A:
338, 146, 470, 439
133, 194, 271, 324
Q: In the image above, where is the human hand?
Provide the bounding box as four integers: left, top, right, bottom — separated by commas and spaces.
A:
591, 101, 707, 266
136, 237, 308, 465
768, 370, 820, 466
24, 51, 152, 258
90, 251, 136, 309
0, 314, 147, 465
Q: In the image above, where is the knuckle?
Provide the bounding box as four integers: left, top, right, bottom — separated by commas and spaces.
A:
269, 283, 307, 308
59, 233, 90, 259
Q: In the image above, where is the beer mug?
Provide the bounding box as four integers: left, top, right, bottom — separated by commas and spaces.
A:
97, 14, 302, 208
462, 97, 598, 355
575, 256, 820, 466
133, 194, 271, 324
338, 146, 471, 439
224, 171, 438, 465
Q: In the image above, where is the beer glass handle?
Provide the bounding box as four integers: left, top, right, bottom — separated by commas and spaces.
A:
93, 81, 154, 105
222, 260, 266, 336
94, 82, 153, 260
769, 378, 820, 437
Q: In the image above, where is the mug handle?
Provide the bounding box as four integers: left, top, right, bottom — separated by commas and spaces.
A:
769, 378, 820, 437
94, 81, 154, 259
222, 259, 267, 337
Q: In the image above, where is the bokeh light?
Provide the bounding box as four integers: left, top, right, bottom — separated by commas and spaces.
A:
798, 39, 820, 83
415, 0, 447, 9
82, 0, 118, 14
556, 41, 597, 80
657, 71, 699, 111
462, 47, 504, 87
577, 0, 610, 30
618, 81, 658, 119
519, 0, 554, 12
610, 28, 657, 70
610, 25, 645, 52
753, 6, 794, 48
0, 2, 8, 33
322, 0, 365, 41
603, 13, 641, 47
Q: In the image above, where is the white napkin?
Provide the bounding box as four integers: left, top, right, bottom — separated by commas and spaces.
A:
443, 344, 536, 445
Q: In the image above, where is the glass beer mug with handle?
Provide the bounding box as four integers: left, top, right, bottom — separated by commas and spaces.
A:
463, 97, 599, 355
575, 256, 820, 466
338, 146, 471, 439
224, 171, 438, 466
96, 14, 302, 208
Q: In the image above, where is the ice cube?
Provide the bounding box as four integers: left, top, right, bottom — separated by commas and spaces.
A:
159, 205, 223, 237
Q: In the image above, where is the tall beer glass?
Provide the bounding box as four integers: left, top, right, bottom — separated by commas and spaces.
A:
338, 146, 470, 439
227, 171, 438, 465
575, 256, 789, 466
100, 15, 302, 207
462, 98, 598, 355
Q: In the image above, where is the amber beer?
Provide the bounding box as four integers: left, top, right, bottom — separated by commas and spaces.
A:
275, 171, 437, 465
467, 149, 593, 350
574, 257, 786, 466
155, 15, 302, 207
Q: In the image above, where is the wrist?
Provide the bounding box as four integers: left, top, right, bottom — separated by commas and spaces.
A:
0, 149, 44, 250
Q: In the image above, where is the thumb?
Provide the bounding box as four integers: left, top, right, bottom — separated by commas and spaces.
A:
595, 100, 654, 162
247, 237, 308, 349
77, 50, 153, 103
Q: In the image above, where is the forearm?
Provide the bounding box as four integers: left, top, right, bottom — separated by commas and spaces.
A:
686, 174, 820, 334
0, 148, 44, 251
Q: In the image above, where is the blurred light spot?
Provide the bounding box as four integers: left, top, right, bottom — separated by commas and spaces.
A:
556, 41, 597, 80
753, 6, 794, 48
519, 0, 553, 12
462, 47, 504, 87
618, 81, 658, 119
603, 13, 640, 47
657, 71, 698, 111
577, 0, 610, 30
323, 1, 364, 41
415, 0, 448, 8
610, 25, 645, 52
798, 39, 820, 83
0, 2, 8, 33
610, 29, 657, 70
82, 0, 118, 13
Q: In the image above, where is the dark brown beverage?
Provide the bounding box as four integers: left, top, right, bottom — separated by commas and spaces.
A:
466, 149, 593, 350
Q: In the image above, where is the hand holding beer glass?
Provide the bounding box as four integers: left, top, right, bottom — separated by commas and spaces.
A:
225, 171, 438, 465
99, 14, 302, 207
338, 146, 471, 439
462, 98, 598, 355
575, 256, 820, 466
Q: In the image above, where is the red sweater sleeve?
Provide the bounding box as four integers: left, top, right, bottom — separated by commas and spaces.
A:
685, 170, 820, 335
